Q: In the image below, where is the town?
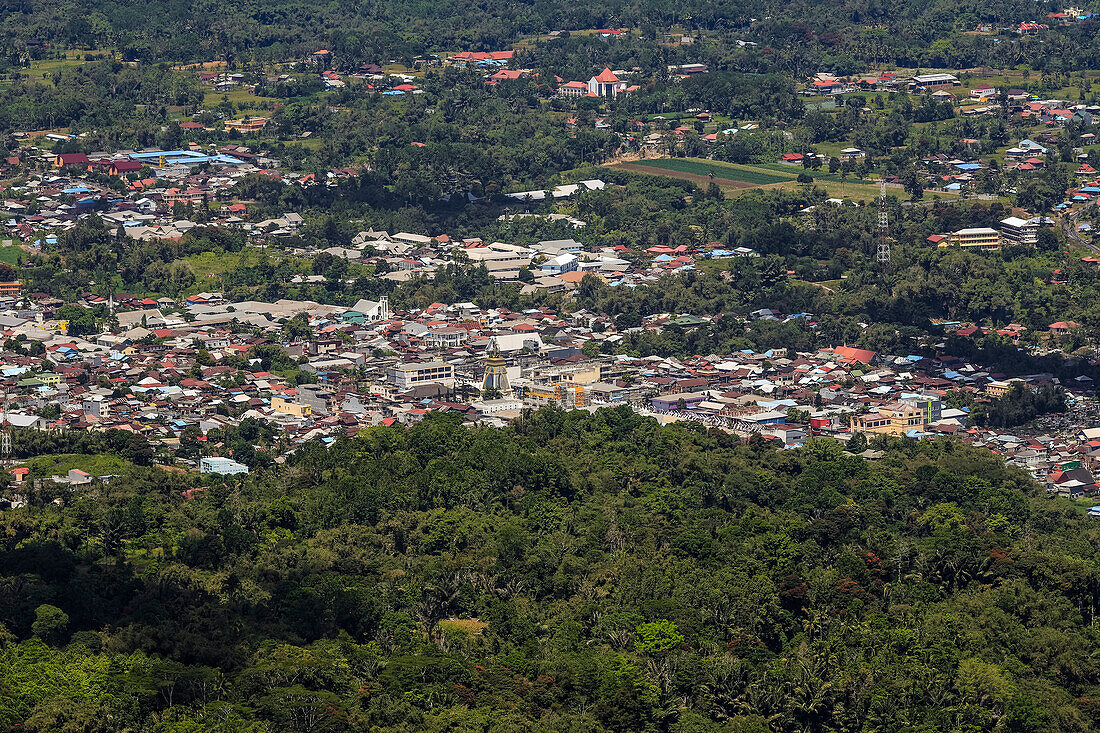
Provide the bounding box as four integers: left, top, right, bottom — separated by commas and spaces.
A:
0, 199, 1097, 502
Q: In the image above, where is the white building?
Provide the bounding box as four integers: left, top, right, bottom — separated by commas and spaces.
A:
588, 68, 627, 97
347, 296, 391, 322
388, 361, 456, 390
200, 457, 250, 475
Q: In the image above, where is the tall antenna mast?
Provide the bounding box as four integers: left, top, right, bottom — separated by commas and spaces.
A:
1, 391, 11, 467
877, 178, 890, 269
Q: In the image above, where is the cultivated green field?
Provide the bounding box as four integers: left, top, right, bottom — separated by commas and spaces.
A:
626, 158, 792, 185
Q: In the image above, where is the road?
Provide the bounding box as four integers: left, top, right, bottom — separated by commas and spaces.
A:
1063, 202, 1097, 253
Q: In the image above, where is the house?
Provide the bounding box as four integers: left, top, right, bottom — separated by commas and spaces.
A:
488, 69, 527, 82
809, 79, 846, 95
970, 84, 997, 101
63, 469, 93, 485
1017, 21, 1049, 34
1049, 321, 1081, 335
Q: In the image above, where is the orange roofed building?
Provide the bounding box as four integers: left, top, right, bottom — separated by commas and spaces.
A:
832, 345, 877, 364
588, 68, 628, 97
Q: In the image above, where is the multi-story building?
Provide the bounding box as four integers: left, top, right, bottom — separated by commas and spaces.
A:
1000, 216, 1041, 247
388, 361, 456, 390
900, 394, 943, 425
850, 402, 927, 435
271, 394, 312, 418
524, 383, 586, 408
940, 227, 1001, 251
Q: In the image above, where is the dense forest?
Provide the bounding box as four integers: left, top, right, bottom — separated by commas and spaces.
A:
2, 0, 1099, 74
2, 408, 1099, 731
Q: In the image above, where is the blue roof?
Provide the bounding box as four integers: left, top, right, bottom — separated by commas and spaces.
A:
129, 150, 197, 160
954, 163, 981, 171
62, 186, 90, 194
165, 154, 244, 166
945, 182, 963, 191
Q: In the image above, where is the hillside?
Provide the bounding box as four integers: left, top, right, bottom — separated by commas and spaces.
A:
2, 408, 1099, 731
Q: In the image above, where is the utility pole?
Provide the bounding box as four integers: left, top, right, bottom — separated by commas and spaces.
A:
877, 178, 891, 269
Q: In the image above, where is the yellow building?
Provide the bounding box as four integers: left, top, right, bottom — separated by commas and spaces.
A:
224, 117, 269, 133
850, 402, 926, 435
986, 379, 1025, 398
938, 227, 1001, 251
524, 383, 586, 408
271, 394, 312, 418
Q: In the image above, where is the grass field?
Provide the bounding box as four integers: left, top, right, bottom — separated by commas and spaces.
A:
202, 88, 281, 113
0, 245, 25, 265
182, 249, 267, 280
181, 247, 311, 287
616, 158, 792, 186
24, 453, 133, 479
609, 156, 900, 201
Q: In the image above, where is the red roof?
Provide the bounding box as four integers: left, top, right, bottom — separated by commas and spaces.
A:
593, 67, 620, 83
834, 345, 876, 364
